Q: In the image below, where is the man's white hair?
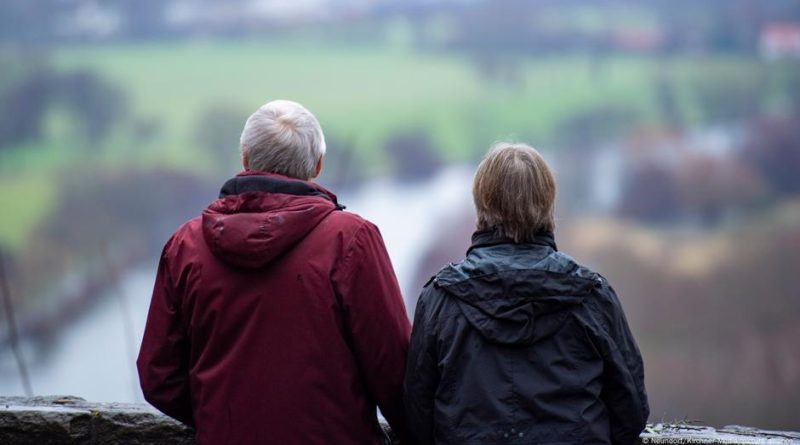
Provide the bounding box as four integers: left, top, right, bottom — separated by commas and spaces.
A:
239, 100, 326, 179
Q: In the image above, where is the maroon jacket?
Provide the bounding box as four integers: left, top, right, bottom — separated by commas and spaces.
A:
137, 171, 412, 445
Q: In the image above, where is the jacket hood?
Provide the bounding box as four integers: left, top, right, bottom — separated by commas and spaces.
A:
435, 230, 596, 345
202, 171, 341, 269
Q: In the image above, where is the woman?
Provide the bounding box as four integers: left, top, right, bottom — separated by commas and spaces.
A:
404, 143, 649, 445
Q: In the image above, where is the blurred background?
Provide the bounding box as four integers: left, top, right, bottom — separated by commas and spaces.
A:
1, 0, 799, 431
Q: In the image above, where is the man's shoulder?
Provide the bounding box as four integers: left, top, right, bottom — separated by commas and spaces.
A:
174, 215, 203, 237
302, 209, 388, 258
325, 209, 367, 225
162, 216, 203, 252
318, 209, 376, 235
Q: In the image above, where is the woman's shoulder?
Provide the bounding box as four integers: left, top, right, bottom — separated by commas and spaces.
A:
413, 266, 470, 325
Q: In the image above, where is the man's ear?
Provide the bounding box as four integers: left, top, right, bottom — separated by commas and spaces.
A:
241, 146, 250, 171
311, 156, 323, 179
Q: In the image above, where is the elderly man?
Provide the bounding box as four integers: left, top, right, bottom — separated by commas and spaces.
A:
137, 100, 411, 445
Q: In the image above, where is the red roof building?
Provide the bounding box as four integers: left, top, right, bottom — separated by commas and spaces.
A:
760, 23, 800, 59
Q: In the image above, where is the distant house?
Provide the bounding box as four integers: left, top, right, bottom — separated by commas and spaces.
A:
760, 23, 800, 60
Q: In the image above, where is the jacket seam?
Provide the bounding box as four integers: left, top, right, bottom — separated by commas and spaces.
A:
444, 291, 591, 302
333, 219, 370, 285
440, 267, 597, 288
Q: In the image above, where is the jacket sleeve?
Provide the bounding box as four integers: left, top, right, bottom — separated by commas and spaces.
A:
593, 281, 649, 445
136, 242, 194, 427
403, 285, 440, 445
332, 221, 412, 442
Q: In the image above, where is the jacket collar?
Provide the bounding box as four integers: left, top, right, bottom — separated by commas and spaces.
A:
219, 171, 345, 210
468, 229, 557, 255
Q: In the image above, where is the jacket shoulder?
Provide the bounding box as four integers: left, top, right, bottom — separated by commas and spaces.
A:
175, 215, 202, 235
318, 209, 374, 234
415, 268, 460, 320
326, 208, 366, 224
161, 216, 203, 252
535, 250, 596, 279
561, 261, 625, 336
525, 250, 623, 326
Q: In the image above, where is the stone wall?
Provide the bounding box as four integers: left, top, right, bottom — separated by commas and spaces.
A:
1, 396, 798, 444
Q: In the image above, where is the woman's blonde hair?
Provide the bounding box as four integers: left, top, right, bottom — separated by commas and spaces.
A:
473, 142, 556, 242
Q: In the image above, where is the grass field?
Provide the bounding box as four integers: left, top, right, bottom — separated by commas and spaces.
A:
48, 39, 674, 161
0, 37, 772, 249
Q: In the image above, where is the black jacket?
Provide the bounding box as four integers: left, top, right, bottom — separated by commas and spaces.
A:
404, 231, 649, 445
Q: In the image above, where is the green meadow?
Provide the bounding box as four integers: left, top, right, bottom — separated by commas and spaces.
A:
0, 38, 769, 249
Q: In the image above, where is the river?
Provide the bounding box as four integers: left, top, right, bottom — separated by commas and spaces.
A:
0, 165, 474, 402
